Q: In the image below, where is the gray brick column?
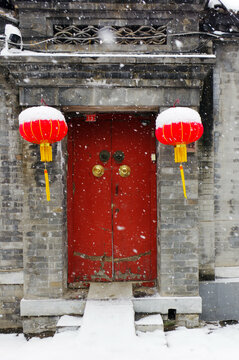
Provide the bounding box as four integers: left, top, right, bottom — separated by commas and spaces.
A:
22, 137, 68, 299
157, 107, 200, 297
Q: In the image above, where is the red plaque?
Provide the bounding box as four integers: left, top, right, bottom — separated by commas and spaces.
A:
85, 114, 96, 122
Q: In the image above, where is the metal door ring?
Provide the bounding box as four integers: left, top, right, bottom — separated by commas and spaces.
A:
92, 165, 104, 177
119, 165, 131, 177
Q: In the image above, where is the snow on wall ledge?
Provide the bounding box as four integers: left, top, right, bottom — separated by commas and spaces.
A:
0, 48, 216, 59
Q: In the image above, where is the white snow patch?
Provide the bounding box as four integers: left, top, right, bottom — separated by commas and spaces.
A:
117, 226, 125, 231
1, 323, 239, 360
156, 107, 201, 128
19, 106, 66, 125
57, 315, 82, 327
3, 24, 23, 52
135, 314, 163, 326
0, 48, 216, 59
98, 28, 115, 44
208, 0, 239, 11
5, 24, 21, 40
175, 40, 183, 50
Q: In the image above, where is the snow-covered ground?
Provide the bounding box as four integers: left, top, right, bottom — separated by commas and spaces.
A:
0, 323, 239, 360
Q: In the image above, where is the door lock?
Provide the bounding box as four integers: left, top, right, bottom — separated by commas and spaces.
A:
119, 165, 131, 177
92, 165, 104, 177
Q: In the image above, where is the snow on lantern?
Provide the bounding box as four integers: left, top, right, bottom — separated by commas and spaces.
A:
155, 107, 203, 199
19, 106, 68, 201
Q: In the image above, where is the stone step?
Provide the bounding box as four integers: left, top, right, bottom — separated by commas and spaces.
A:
135, 313, 164, 332
56, 315, 83, 333
79, 282, 135, 341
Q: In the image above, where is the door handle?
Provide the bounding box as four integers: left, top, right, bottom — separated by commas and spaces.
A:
115, 184, 119, 195
119, 165, 131, 177
92, 164, 104, 177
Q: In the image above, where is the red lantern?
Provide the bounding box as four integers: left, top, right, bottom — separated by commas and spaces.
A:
19, 106, 68, 201
155, 107, 203, 198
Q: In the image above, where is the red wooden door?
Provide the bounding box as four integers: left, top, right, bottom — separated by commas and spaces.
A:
67, 113, 157, 283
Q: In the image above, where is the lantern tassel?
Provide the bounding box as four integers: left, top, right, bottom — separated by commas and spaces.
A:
179, 164, 187, 199
174, 144, 187, 163
44, 169, 50, 201
40, 143, 52, 162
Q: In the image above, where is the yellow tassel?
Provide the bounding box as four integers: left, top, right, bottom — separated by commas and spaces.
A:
44, 169, 50, 201
174, 144, 187, 163
40, 143, 52, 162
180, 165, 187, 199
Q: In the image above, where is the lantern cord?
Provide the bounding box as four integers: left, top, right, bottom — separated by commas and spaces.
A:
41, 98, 47, 106
44, 168, 51, 201
179, 164, 187, 199
173, 99, 180, 107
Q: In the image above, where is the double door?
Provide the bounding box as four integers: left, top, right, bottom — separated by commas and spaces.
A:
67, 113, 157, 282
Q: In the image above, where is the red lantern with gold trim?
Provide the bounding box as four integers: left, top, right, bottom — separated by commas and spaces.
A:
155, 107, 203, 198
19, 106, 68, 201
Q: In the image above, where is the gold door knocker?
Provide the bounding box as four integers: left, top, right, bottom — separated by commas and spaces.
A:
92, 165, 104, 177
119, 165, 131, 177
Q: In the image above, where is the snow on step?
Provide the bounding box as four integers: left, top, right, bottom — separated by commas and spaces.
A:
79, 283, 135, 342
135, 314, 164, 332
56, 315, 82, 333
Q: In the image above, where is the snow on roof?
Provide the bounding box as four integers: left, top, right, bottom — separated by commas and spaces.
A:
208, 0, 239, 12
19, 106, 65, 125
5, 24, 21, 39
156, 107, 201, 128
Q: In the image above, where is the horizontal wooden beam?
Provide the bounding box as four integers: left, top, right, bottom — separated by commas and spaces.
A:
62, 106, 159, 113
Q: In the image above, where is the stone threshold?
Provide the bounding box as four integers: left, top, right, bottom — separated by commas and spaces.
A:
20, 296, 202, 317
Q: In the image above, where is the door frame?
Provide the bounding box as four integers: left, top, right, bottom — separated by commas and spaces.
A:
66, 109, 159, 286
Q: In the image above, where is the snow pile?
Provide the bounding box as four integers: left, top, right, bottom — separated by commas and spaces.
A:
208, 0, 239, 12
156, 107, 201, 128
4, 24, 23, 52
0, 323, 239, 360
19, 106, 66, 125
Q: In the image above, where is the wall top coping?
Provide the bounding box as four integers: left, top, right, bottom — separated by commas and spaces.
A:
0, 52, 216, 60
0, 52, 216, 67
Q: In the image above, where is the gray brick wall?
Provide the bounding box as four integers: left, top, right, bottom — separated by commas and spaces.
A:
213, 43, 239, 268
158, 106, 200, 296
22, 138, 68, 299
198, 70, 215, 280
0, 73, 24, 329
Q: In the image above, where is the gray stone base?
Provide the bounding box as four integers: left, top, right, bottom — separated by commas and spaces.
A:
176, 314, 200, 328
22, 316, 59, 335
200, 280, 239, 321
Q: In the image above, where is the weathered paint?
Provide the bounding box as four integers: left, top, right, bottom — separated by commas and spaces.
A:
67, 113, 157, 282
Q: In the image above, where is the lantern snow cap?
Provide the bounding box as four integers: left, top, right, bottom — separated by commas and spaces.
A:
155, 107, 204, 199
19, 106, 68, 201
